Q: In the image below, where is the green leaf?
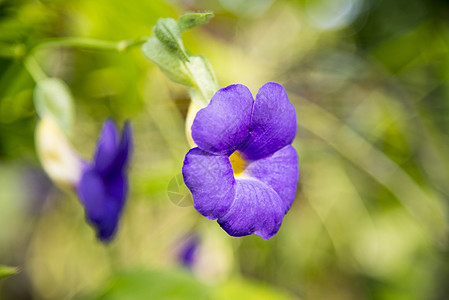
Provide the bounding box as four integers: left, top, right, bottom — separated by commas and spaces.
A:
153, 18, 189, 61
142, 37, 194, 86
85, 269, 211, 300
178, 12, 214, 31
186, 55, 219, 107
143, 14, 219, 107
0, 265, 18, 280
214, 279, 292, 300
34, 78, 75, 132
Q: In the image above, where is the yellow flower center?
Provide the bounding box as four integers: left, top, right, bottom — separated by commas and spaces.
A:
229, 151, 246, 176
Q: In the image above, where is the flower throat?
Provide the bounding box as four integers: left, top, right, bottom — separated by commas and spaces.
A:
229, 151, 246, 176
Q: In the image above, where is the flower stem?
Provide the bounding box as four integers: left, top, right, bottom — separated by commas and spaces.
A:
23, 56, 47, 82
21, 36, 148, 82
32, 36, 149, 53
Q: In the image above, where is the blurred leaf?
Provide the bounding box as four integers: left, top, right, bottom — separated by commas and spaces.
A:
304, 0, 363, 30
371, 21, 436, 73
178, 12, 213, 31
292, 94, 447, 240
218, 0, 275, 17
142, 37, 193, 87
153, 18, 189, 61
214, 279, 293, 300
0, 265, 18, 280
88, 269, 211, 300
34, 78, 75, 132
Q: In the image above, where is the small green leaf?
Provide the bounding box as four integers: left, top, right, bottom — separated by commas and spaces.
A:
34, 78, 75, 132
178, 12, 214, 31
143, 14, 219, 107
142, 37, 194, 86
0, 265, 18, 280
153, 18, 190, 61
186, 55, 219, 107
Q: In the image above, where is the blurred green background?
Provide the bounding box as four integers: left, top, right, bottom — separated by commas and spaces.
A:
1, 0, 449, 299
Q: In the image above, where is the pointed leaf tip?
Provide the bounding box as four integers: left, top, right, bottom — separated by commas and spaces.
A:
178, 12, 214, 31
0, 265, 19, 280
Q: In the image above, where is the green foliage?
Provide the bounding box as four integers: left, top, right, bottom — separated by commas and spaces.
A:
88, 269, 211, 300
218, 0, 275, 17
214, 279, 292, 300
142, 13, 218, 107
0, 265, 18, 280
142, 37, 194, 86
153, 18, 189, 61
2, 0, 449, 299
83, 269, 294, 300
178, 13, 214, 31
185, 55, 219, 105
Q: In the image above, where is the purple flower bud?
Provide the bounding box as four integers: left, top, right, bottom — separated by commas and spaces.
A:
76, 119, 132, 242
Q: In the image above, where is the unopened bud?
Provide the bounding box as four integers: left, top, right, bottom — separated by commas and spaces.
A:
35, 118, 83, 189
34, 78, 75, 133
185, 101, 201, 148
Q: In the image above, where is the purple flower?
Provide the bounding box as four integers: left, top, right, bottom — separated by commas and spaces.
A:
178, 234, 200, 269
182, 82, 299, 240
76, 120, 132, 242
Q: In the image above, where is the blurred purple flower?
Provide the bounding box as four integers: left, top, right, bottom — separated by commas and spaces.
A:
178, 234, 200, 269
183, 83, 299, 240
76, 119, 132, 242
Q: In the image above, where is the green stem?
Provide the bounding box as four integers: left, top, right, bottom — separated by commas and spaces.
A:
0, 265, 19, 280
23, 56, 47, 82
31, 36, 149, 53
21, 36, 148, 82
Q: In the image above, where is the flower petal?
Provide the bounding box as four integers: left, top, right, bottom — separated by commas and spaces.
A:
77, 168, 127, 242
94, 119, 119, 174
104, 171, 127, 209
96, 198, 121, 241
240, 82, 297, 160
217, 179, 284, 240
183, 147, 236, 220
245, 145, 299, 213
99, 172, 127, 241
77, 168, 106, 223
111, 121, 133, 174
179, 234, 199, 269
191, 84, 253, 156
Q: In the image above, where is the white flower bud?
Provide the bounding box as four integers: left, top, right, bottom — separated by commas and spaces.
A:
35, 118, 83, 189
185, 101, 201, 148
